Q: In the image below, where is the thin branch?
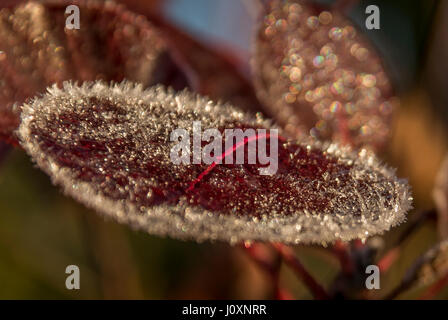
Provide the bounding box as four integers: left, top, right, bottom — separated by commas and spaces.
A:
378, 209, 437, 273
384, 239, 448, 300
242, 242, 278, 276
333, 240, 354, 275
419, 272, 448, 300
272, 243, 329, 300
378, 247, 400, 273
241, 242, 292, 299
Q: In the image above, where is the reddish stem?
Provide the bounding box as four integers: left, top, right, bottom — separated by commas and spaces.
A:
242, 242, 278, 275
241, 242, 292, 299
378, 209, 437, 273
272, 243, 329, 300
333, 240, 354, 275
419, 272, 448, 300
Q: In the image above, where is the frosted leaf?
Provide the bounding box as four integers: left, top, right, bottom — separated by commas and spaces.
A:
253, 0, 397, 150
0, 0, 167, 143
417, 240, 448, 285
17, 81, 412, 244
1, 0, 264, 144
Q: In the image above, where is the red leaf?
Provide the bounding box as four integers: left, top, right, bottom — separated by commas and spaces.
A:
0, 0, 170, 144
17, 81, 412, 244
253, 0, 398, 150
140, 13, 265, 114
1, 0, 266, 145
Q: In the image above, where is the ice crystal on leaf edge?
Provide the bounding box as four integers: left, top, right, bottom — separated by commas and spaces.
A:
16, 81, 412, 245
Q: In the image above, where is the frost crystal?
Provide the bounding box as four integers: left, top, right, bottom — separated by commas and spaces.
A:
0, 0, 166, 143
253, 0, 397, 150
17, 81, 412, 244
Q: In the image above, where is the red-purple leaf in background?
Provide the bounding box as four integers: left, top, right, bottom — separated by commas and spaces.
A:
1, 0, 265, 145
253, 0, 398, 150
0, 0, 170, 144
137, 12, 265, 115
17, 81, 412, 244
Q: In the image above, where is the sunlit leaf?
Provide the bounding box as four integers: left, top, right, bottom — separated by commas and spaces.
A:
253, 0, 397, 150
0, 0, 168, 143
17, 81, 412, 244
